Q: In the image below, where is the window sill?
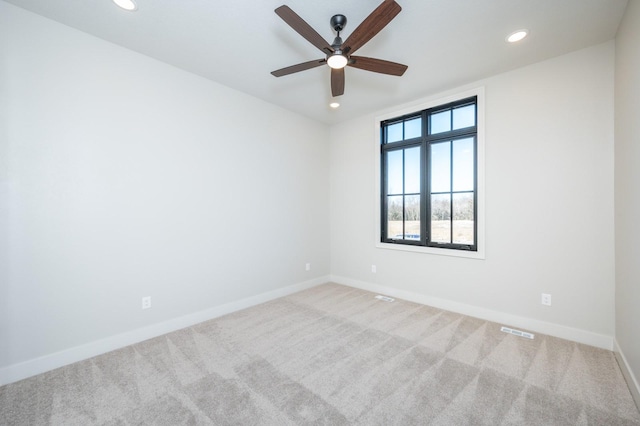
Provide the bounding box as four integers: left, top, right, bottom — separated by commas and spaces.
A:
376, 242, 485, 259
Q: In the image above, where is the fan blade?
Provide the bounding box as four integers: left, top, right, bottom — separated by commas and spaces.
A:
271, 59, 326, 77
331, 68, 345, 97
342, 0, 401, 55
275, 6, 333, 54
348, 56, 407, 76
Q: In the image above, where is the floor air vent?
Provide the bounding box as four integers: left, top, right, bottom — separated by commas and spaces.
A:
501, 326, 535, 339
374, 295, 395, 302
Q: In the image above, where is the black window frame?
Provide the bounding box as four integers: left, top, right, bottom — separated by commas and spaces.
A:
380, 96, 478, 252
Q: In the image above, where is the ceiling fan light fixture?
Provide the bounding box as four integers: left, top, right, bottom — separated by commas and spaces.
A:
327, 53, 348, 69
271, 2, 407, 96
113, 0, 137, 11
329, 102, 340, 108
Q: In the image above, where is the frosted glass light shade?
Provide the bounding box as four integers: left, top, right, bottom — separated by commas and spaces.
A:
327, 54, 348, 69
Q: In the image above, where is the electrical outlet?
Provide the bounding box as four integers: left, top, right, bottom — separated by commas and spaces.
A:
541, 293, 551, 306
305, 263, 311, 271
142, 296, 151, 310
371, 265, 377, 273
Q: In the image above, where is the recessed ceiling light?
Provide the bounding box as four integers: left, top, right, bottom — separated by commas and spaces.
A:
113, 0, 137, 11
329, 102, 340, 109
507, 30, 528, 43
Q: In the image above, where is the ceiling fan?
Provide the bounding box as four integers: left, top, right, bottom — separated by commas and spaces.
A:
271, 0, 408, 97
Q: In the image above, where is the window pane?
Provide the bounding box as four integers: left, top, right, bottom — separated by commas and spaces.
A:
453, 138, 475, 192
453, 104, 476, 130
404, 147, 421, 194
430, 110, 451, 134
404, 117, 422, 139
386, 122, 402, 143
386, 150, 403, 194
404, 195, 420, 240
453, 193, 474, 245
387, 195, 403, 239
430, 142, 451, 193
431, 194, 451, 243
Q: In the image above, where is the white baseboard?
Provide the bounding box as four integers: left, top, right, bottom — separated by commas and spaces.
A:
614, 339, 640, 410
0, 276, 328, 387
330, 275, 614, 350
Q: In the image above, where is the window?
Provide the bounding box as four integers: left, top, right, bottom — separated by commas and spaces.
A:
380, 96, 478, 252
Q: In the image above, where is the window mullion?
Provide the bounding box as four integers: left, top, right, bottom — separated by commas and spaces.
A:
449, 140, 454, 245
381, 145, 386, 241
402, 149, 406, 240
422, 141, 428, 245
423, 111, 429, 244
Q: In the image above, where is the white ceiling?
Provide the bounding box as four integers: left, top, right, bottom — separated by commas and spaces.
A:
4, 0, 628, 124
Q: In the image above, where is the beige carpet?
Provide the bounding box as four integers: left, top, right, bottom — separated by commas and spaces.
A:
1, 283, 639, 425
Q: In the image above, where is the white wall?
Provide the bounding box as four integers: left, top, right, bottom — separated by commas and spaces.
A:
615, 0, 640, 404
0, 2, 329, 382
330, 42, 615, 347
